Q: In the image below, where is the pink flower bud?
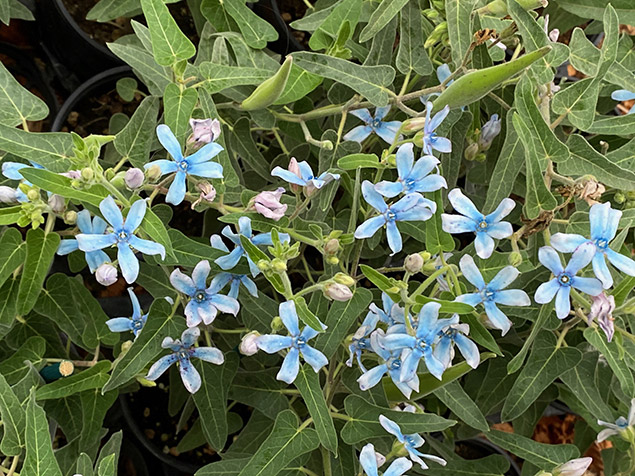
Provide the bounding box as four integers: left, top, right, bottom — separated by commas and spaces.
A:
288, 158, 302, 193
191, 182, 217, 209
240, 331, 261, 356
324, 283, 353, 302
62, 170, 82, 180
374, 451, 386, 468
96, 264, 118, 286
188, 118, 221, 144
589, 292, 615, 342
253, 187, 288, 221
125, 168, 145, 189
48, 194, 65, 214
0, 186, 18, 203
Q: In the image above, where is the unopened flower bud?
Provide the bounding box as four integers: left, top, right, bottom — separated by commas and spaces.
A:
191, 182, 217, 209
464, 142, 479, 161
48, 194, 65, 214
188, 118, 221, 145
589, 292, 615, 342
96, 263, 118, 286
146, 164, 162, 182
287, 158, 302, 193
553, 457, 593, 476
257, 259, 270, 271
253, 187, 287, 221
475, 152, 487, 162
324, 283, 353, 302
271, 316, 284, 331
324, 238, 340, 255
420, 251, 432, 261
508, 251, 523, 267
327, 256, 339, 265
271, 258, 287, 273
26, 189, 39, 201
81, 167, 94, 181
0, 186, 17, 203
479, 114, 502, 150
405, 253, 424, 273
240, 331, 261, 356
615, 191, 626, 204
125, 168, 145, 189
64, 210, 77, 225
402, 117, 427, 132
62, 170, 82, 180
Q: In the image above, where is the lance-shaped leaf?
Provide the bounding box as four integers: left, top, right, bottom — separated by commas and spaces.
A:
113, 95, 160, 168
446, 0, 476, 69
164, 84, 198, 145
229, 117, 273, 181
426, 189, 455, 255
396, 0, 433, 75
36, 361, 112, 400
140, 0, 195, 65
0, 337, 46, 384
198, 63, 273, 94
0, 61, 48, 127
584, 327, 635, 397
229, 369, 290, 419
337, 153, 381, 170
507, 302, 555, 374
0, 124, 72, 171
140, 206, 175, 260
223, 0, 278, 49
308, 0, 362, 50
0, 228, 26, 289
23, 390, 63, 476
108, 41, 171, 95
359, 0, 408, 42
586, 113, 635, 136
79, 389, 118, 448
292, 296, 324, 333
434, 380, 489, 432
0, 372, 25, 455
556, 0, 635, 25
19, 168, 110, 207
274, 65, 323, 105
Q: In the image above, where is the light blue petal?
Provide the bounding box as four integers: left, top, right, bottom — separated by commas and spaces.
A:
123, 199, 147, 234
555, 286, 571, 319
184, 300, 214, 326
181, 327, 200, 347
571, 276, 603, 297
301, 325, 321, 341
437, 64, 452, 83
300, 345, 328, 372
589, 202, 611, 239
486, 221, 513, 239
381, 333, 415, 351
431, 136, 452, 153
454, 333, 480, 369
409, 154, 438, 181
429, 105, 450, 131
146, 354, 178, 381
538, 246, 565, 275
190, 347, 224, 364
374, 180, 404, 198
359, 444, 379, 476
277, 347, 300, 384
179, 357, 202, 393
565, 242, 596, 275
483, 301, 512, 335
186, 141, 223, 164
493, 289, 530, 306
396, 143, 414, 179
1, 162, 28, 180
386, 220, 403, 254
399, 350, 422, 383
379, 415, 405, 440
228, 280, 240, 299
592, 253, 613, 289
241, 276, 258, 296
606, 249, 635, 276
210, 234, 229, 252
85, 250, 109, 272
441, 214, 476, 234
343, 125, 373, 143
488, 265, 520, 291
170, 269, 196, 295
412, 174, 447, 193
279, 300, 300, 336
271, 166, 306, 186
208, 294, 240, 315
57, 239, 78, 255
416, 302, 441, 338
106, 317, 133, 333
251, 233, 274, 246
433, 336, 453, 369
603, 206, 622, 242
76, 210, 92, 233
118, 243, 140, 284
423, 349, 445, 380
238, 216, 253, 237
297, 161, 315, 181
128, 287, 142, 318
447, 189, 482, 221
534, 278, 560, 304
76, 233, 117, 252
215, 247, 244, 270
551, 233, 588, 253
256, 335, 294, 353
207, 272, 232, 294
355, 215, 386, 239
349, 108, 373, 123
361, 180, 388, 213
357, 364, 388, 391
188, 161, 224, 178
144, 159, 178, 174
391, 193, 425, 213
385, 458, 413, 476
611, 89, 635, 101
455, 293, 483, 307
156, 124, 183, 161
128, 235, 165, 259
485, 197, 515, 223
474, 232, 495, 259
192, 260, 211, 290
166, 171, 187, 205
458, 255, 485, 289
99, 196, 124, 230
374, 106, 391, 120
395, 204, 434, 222
375, 121, 402, 144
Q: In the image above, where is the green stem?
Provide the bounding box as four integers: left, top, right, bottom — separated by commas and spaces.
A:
409, 265, 451, 301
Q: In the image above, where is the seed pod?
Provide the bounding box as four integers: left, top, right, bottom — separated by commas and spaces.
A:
241, 56, 293, 111
476, 0, 546, 17
432, 46, 552, 112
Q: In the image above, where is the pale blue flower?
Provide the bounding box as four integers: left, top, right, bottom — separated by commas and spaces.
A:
375, 143, 447, 198
421, 101, 451, 155
441, 189, 515, 259
144, 124, 224, 205
271, 159, 340, 192
76, 196, 165, 284
611, 89, 635, 114
2, 161, 44, 202
597, 398, 635, 442
146, 327, 224, 394
209, 272, 258, 299
534, 243, 603, 319
434, 320, 480, 371
57, 209, 110, 272
359, 443, 412, 476
551, 202, 635, 289
106, 287, 147, 337
455, 255, 530, 335
210, 216, 290, 277
255, 301, 328, 384
379, 415, 447, 470
343, 107, 402, 144
355, 181, 435, 255
170, 260, 240, 327
420, 64, 453, 103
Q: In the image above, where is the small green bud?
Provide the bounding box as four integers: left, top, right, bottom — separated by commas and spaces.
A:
271, 258, 287, 273
81, 167, 94, 181
420, 251, 432, 261
431, 0, 445, 10
257, 259, 270, 271
64, 210, 77, 225
326, 256, 339, 265
508, 251, 523, 267
464, 142, 479, 161
614, 192, 626, 204
71, 179, 81, 188
402, 117, 427, 132
137, 376, 157, 387
271, 316, 284, 332
475, 152, 487, 162
105, 168, 115, 181
241, 56, 293, 110
422, 8, 439, 19
146, 164, 162, 182
333, 273, 355, 286
27, 189, 39, 201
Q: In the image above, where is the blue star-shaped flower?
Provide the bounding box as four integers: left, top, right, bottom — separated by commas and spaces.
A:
359, 443, 412, 476
76, 196, 165, 284
57, 209, 110, 272
146, 327, 224, 394
343, 106, 402, 144
534, 243, 603, 319
421, 101, 451, 155
433, 320, 480, 371
105, 287, 148, 337
144, 124, 224, 205
355, 181, 435, 255
209, 272, 258, 299
611, 89, 635, 114
597, 398, 635, 442
170, 260, 240, 327
271, 159, 340, 193
441, 189, 515, 259
375, 143, 447, 198
455, 255, 530, 335
551, 202, 635, 289
255, 300, 328, 384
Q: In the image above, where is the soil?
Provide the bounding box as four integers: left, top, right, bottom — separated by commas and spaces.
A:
277, 0, 309, 46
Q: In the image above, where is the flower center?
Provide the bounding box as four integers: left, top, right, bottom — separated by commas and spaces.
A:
416, 338, 428, 351
372, 118, 381, 128
117, 230, 128, 242
195, 291, 206, 303
478, 220, 488, 230
405, 436, 417, 446
480, 289, 496, 302
596, 238, 608, 249
132, 319, 143, 330
389, 358, 402, 370
356, 338, 368, 349
386, 211, 397, 221
179, 161, 188, 171
295, 336, 306, 348
558, 273, 572, 286
178, 350, 189, 361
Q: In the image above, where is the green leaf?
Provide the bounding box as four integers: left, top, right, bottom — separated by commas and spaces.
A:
140, 0, 195, 66
0, 277, 18, 335
36, 361, 111, 400
446, 0, 476, 68
359, 264, 400, 301
0, 61, 48, 127
23, 390, 63, 476
412, 295, 474, 315
75, 453, 94, 476
434, 380, 489, 432
164, 83, 198, 144
507, 302, 555, 374
229, 117, 273, 181
586, 113, 635, 136
103, 299, 185, 392
0, 205, 21, 225
501, 331, 582, 421
359, 0, 408, 42
198, 63, 273, 94
20, 168, 110, 207
17, 228, 60, 316
0, 124, 72, 171
79, 389, 118, 447
0, 228, 26, 289
0, 372, 26, 455
223, 0, 278, 49
236, 410, 320, 476
66, 276, 117, 346
396, 0, 433, 75
314, 288, 372, 359
113, 95, 160, 168
426, 189, 455, 255
438, 109, 471, 192
584, 327, 634, 397
293, 296, 324, 333
229, 369, 290, 419
274, 65, 323, 105
419, 454, 510, 476
108, 40, 172, 94
341, 394, 455, 444
487, 429, 579, 470
567, 208, 635, 235
292, 52, 395, 107
140, 205, 175, 260
0, 336, 46, 384
556, 0, 635, 25
294, 365, 338, 454
337, 153, 381, 170
192, 353, 239, 450
98, 454, 116, 476
308, 0, 362, 50
236, 290, 277, 333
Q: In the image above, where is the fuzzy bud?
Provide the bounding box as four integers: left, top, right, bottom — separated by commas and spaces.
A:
253, 187, 288, 221
125, 168, 145, 189
146, 164, 162, 182
48, 194, 65, 214
402, 117, 427, 132
26, 189, 39, 201
271, 258, 287, 273
80, 167, 94, 181
188, 118, 221, 145
553, 457, 593, 476
333, 273, 355, 286
191, 182, 217, 209
478, 114, 502, 150
257, 259, 270, 271
327, 256, 339, 265
324, 238, 340, 255
324, 283, 353, 302
95, 263, 118, 286
405, 253, 424, 274
464, 142, 480, 161
615, 191, 626, 204
271, 316, 284, 332
240, 331, 261, 356
64, 210, 77, 225
508, 251, 523, 267
0, 186, 17, 204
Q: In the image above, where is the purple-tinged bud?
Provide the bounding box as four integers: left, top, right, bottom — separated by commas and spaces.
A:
62, 170, 82, 180
253, 187, 287, 221
96, 263, 118, 286
553, 457, 593, 476
478, 114, 502, 150
288, 158, 302, 193
324, 238, 340, 255
191, 182, 217, 209
588, 292, 615, 342
125, 168, 145, 189
240, 331, 261, 356
188, 118, 221, 145
324, 283, 353, 302
0, 186, 18, 204
404, 253, 424, 273
48, 194, 65, 214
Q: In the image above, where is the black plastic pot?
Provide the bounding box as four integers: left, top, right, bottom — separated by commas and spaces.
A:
456, 438, 521, 476
36, 0, 123, 89
250, 0, 305, 56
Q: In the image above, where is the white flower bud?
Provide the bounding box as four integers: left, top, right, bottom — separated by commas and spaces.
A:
0, 186, 18, 204
553, 457, 592, 476
48, 194, 65, 214
95, 264, 118, 286
240, 331, 261, 356
374, 451, 386, 467
324, 283, 353, 302
125, 168, 145, 189
404, 253, 424, 273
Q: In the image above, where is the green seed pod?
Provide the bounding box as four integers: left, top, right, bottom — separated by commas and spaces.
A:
241, 56, 294, 111
432, 46, 552, 112
476, 0, 546, 17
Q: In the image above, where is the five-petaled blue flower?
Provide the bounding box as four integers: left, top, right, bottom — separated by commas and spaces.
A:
57, 209, 110, 272
255, 300, 328, 384
76, 196, 165, 284
359, 443, 412, 476
597, 398, 635, 442
2, 161, 45, 202
611, 89, 635, 114
144, 124, 224, 205
170, 260, 240, 327
379, 415, 447, 470
434, 320, 480, 371
456, 255, 530, 335
534, 243, 603, 319
343, 107, 402, 144
375, 144, 447, 198
551, 202, 635, 289
210, 216, 290, 277
271, 159, 340, 194
106, 287, 147, 337
381, 302, 453, 382
441, 189, 515, 259
146, 327, 224, 394
209, 272, 258, 299
421, 101, 451, 155
355, 181, 435, 255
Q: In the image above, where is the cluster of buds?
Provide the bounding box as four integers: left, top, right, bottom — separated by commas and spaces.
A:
322, 273, 355, 302
250, 188, 287, 221
16, 184, 47, 228
465, 114, 502, 161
